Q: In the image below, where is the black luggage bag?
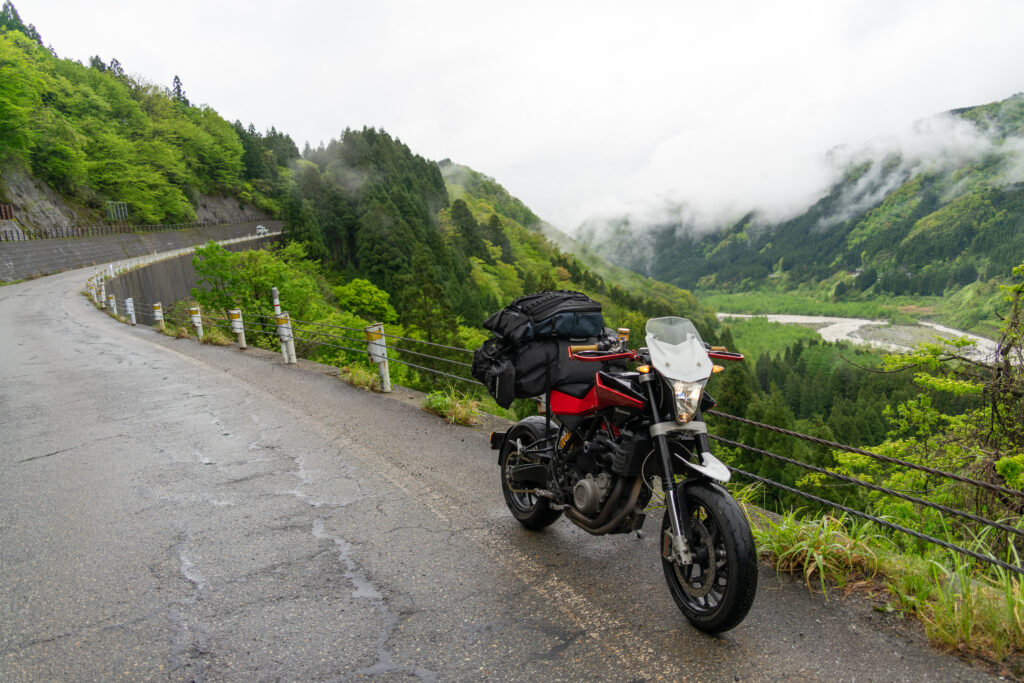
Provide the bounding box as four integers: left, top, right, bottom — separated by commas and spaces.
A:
472, 291, 608, 408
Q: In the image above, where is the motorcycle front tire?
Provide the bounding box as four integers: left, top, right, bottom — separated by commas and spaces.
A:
499, 416, 562, 530
662, 481, 758, 633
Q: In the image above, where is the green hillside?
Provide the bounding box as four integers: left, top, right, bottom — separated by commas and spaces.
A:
0, 4, 295, 222
577, 92, 1024, 334
278, 134, 714, 342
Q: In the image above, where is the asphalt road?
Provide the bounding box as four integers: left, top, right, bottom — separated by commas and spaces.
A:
0, 265, 997, 681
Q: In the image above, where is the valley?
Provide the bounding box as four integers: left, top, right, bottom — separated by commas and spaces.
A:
718, 311, 999, 360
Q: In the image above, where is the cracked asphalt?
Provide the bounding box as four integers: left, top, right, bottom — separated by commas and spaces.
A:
0, 264, 998, 681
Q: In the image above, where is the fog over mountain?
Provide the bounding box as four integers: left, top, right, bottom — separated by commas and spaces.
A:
577, 102, 1024, 247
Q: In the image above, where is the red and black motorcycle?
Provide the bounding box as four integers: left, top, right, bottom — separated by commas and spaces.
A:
490, 316, 757, 633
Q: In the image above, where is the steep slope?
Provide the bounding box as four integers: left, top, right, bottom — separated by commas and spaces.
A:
0, 20, 294, 227
282, 136, 715, 336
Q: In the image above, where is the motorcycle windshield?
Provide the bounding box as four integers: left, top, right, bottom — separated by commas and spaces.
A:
645, 317, 712, 383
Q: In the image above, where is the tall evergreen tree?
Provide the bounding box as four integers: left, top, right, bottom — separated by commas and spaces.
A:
0, 1, 41, 44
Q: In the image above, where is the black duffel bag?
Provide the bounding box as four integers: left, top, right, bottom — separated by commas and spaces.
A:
512, 337, 605, 398
473, 291, 610, 407
482, 290, 604, 345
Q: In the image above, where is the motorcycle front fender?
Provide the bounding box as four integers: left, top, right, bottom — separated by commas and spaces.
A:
677, 450, 731, 484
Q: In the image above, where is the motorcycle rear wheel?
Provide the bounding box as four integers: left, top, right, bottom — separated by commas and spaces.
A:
661, 482, 757, 633
499, 417, 562, 530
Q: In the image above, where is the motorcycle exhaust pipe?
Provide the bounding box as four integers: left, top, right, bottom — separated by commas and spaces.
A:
588, 475, 627, 527
565, 476, 643, 536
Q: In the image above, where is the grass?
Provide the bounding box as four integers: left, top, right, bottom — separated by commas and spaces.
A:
750, 508, 884, 594
884, 530, 1024, 670
201, 326, 234, 346
338, 364, 381, 392
422, 385, 481, 426
720, 317, 824, 361
699, 288, 902, 320
739, 496, 1024, 673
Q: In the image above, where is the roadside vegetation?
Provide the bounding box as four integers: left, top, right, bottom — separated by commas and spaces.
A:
729, 264, 1024, 674
743, 500, 1024, 675
422, 385, 481, 426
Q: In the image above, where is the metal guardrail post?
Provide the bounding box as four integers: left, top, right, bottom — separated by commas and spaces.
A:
99, 277, 106, 308
229, 309, 246, 349
365, 323, 392, 393
107, 295, 117, 316
189, 305, 203, 340
153, 302, 164, 331
275, 312, 297, 364
125, 298, 136, 325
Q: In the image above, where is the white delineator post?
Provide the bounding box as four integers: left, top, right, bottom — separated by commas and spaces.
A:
275, 312, 297, 364
152, 302, 164, 331
99, 277, 106, 308
271, 287, 289, 360
229, 309, 246, 349
125, 298, 136, 325
107, 295, 117, 315
189, 305, 204, 340
364, 322, 392, 393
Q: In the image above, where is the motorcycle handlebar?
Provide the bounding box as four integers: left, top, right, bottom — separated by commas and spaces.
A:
567, 345, 638, 363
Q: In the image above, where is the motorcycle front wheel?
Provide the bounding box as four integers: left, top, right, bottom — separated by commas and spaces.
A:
661, 481, 757, 633
499, 417, 562, 530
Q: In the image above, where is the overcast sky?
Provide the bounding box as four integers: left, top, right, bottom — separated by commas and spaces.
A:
18, 0, 1024, 231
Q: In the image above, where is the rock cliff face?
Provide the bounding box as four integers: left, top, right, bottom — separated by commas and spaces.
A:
193, 195, 269, 223
0, 163, 269, 232
0, 163, 88, 232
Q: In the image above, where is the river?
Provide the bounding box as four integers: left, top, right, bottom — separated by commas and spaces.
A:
716, 313, 999, 361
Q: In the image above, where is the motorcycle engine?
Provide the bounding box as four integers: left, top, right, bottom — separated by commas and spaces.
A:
556, 428, 620, 514
573, 472, 612, 515
555, 426, 652, 533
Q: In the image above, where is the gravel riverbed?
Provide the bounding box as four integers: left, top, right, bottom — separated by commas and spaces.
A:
717, 313, 999, 360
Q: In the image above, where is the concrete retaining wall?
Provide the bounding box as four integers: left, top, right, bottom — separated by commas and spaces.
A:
0, 221, 281, 282
105, 236, 278, 310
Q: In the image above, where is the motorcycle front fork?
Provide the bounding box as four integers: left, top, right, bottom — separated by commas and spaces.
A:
642, 376, 696, 565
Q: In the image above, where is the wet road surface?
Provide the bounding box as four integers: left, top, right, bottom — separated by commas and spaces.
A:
0, 266, 996, 681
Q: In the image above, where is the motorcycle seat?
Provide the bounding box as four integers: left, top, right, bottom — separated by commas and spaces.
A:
551, 382, 593, 399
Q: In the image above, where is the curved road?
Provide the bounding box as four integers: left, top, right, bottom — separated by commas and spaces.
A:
0, 265, 994, 681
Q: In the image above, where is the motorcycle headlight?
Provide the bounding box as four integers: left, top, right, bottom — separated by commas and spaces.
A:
672, 380, 705, 424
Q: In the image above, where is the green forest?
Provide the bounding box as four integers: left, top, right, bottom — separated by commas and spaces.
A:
0, 2, 296, 221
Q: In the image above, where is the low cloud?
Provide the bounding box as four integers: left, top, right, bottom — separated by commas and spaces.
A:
577, 105, 1024, 247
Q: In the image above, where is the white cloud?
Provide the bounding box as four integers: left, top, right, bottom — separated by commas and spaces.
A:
17, 0, 1024, 231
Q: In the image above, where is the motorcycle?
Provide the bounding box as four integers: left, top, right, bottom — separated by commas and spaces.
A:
489, 316, 757, 633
